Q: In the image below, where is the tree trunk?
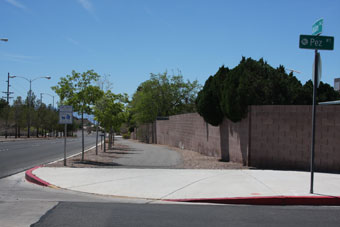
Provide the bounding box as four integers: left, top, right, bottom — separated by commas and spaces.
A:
112, 128, 115, 146
81, 110, 85, 162
108, 128, 112, 150
104, 130, 106, 153
95, 124, 98, 155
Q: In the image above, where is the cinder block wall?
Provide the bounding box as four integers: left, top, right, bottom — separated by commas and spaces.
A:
133, 105, 340, 172
220, 117, 250, 165
156, 113, 222, 157
249, 105, 340, 172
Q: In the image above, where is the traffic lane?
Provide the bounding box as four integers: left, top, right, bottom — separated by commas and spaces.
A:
32, 202, 340, 227
0, 134, 97, 155
0, 135, 97, 178
0, 134, 98, 178
0, 136, 93, 151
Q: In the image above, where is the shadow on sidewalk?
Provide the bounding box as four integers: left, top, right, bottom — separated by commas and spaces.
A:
106, 151, 140, 155
110, 147, 142, 152
73, 160, 123, 167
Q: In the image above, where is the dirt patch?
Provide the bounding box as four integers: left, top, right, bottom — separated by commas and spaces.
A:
171, 147, 247, 169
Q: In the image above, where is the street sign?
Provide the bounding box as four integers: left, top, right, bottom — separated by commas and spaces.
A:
312, 18, 323, 36
299, 35, 334, 50
59, 105, 73, 124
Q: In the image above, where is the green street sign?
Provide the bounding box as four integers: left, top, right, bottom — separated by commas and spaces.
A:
312, 18, 323, 36
299, 35, 334, 50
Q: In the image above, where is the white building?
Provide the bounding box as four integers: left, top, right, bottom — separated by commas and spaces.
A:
334, 78, 340, 91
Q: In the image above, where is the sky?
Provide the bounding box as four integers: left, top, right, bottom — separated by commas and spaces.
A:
1, 0, 340, 107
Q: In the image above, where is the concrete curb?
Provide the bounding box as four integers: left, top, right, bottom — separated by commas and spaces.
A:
25, 143, 100, 187
25, 166, 51, 187
165, 196, 340, 206
25, 166, 340, 206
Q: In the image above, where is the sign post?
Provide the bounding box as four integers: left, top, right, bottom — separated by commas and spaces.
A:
299, 19, 334, 194
59, 105, 73, 166
310, 49, 318, 194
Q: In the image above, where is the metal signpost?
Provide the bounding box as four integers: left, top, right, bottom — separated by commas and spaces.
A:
59, 105, 73, 166
299, 19, 334, 194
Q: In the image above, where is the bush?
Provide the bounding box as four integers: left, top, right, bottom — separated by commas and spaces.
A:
122, 132, 130, 139
196, 57, 340, 123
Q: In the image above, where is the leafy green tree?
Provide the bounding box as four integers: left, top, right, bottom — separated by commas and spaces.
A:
13, 96, 26, 138
130, 72, 201, 124
52, 70, 103, 161
0, 98, 7, 115
0, 98, 9, 136
24, 91, 37, 137
299, 80, 340, 104
94, 91, 128, 149
196, 66, 228, 126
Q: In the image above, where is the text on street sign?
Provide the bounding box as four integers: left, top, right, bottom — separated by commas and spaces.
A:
299, 35, 334, 50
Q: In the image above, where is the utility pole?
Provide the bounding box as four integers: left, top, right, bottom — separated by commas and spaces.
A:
2, 73, 14, 138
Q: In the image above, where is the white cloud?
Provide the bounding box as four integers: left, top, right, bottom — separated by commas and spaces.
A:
77, 0, 93, 13
63, 36, 94, 54
3, 53, 36, 60
76, 0, 98, 21
0, 52, 37, 63
66, 37, 80, 46
5, 0, 26, 10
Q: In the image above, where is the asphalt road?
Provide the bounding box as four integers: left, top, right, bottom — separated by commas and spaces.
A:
0, 172, 149, 227
0, 132, 97, 178
32, 202, 340, 227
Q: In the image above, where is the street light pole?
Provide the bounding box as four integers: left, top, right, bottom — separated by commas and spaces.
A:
12, 76, 51, 138
28, 80, 32, 138
0, 38, 8, 42
41, 93, 55, 109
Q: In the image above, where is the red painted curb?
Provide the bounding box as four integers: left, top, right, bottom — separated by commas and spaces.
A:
165, 196, 340, 206
25, 166, 51, 187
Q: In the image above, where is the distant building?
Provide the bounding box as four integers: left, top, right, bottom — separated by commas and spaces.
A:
334, 78, 340, 91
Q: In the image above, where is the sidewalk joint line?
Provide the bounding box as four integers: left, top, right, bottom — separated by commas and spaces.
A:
242, 170, 278, 194
160, 173, 228, 200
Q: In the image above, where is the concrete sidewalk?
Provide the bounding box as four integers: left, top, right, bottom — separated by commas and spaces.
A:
27, 167, 340, 205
